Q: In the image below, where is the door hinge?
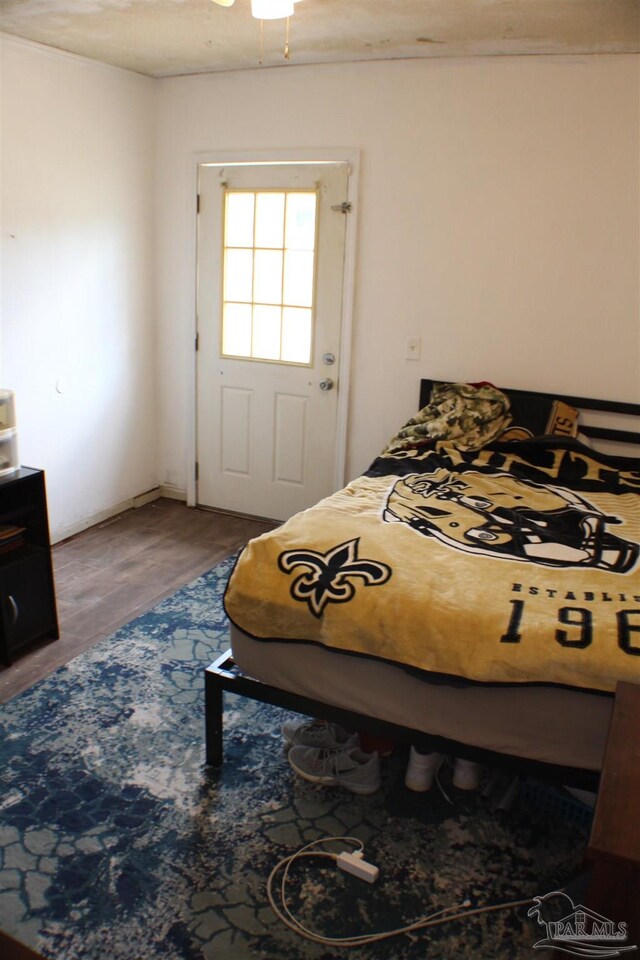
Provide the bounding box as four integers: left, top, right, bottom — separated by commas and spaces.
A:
331, 201, 352, 214
197, 194, 201, 214
195, 332, 199, 351
195, 462, 199, 482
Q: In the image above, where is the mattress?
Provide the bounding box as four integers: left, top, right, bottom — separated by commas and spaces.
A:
225, 437, 640, 695
230, 624, 613, 772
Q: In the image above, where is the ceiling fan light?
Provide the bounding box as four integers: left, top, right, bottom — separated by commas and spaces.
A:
210, 0, 236, 6
251, 0, 294, 19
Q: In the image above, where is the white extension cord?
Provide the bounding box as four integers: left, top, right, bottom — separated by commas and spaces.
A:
267, 836, 533, 948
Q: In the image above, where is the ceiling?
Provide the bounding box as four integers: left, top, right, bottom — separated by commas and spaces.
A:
0, 0, 638, 78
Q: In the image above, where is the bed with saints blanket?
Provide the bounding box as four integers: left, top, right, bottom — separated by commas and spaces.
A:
214, 381, 640, 784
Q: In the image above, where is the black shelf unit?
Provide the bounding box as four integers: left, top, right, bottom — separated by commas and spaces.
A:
0, 467, 59, 664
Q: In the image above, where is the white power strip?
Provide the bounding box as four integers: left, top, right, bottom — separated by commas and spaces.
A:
337, 849, 379, 883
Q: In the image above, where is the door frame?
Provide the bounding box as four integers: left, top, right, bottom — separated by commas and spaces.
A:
187, 148, 359, 509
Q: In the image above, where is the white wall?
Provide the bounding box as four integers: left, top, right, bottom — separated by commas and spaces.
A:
156, 55, 639, 485
1, 37, 157, 540
1, 48, 638, 537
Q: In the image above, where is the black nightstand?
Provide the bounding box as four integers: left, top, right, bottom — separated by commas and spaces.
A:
0, 467, 59, 664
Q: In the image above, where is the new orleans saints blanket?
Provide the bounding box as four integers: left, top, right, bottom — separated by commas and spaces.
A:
224, 439, 640, 694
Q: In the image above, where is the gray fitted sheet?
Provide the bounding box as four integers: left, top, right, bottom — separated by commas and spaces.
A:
230, 624, 613, 771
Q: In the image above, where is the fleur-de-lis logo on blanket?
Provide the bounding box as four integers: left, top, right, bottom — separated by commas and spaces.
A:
278, 538, 392, 618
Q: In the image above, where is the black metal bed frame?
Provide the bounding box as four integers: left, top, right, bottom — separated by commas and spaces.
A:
205, 650, 606, 790
204, 381, 640, 794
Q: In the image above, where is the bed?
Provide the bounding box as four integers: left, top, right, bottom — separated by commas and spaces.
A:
206, 380, 640, 790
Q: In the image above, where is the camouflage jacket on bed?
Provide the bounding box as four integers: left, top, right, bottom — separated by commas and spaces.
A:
381, 382, 512, 456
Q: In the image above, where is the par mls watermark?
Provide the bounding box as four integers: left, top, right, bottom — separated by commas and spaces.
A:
528, 890, 637, 958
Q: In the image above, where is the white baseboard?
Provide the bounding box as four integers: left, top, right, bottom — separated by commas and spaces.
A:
133, 486, 162, 508
159, 484, 187, 502
51, 487, 163, 544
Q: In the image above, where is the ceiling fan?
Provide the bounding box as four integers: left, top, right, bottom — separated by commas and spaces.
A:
210, 0, 302, 19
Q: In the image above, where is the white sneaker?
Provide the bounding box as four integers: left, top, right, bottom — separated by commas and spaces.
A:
452, 758, 482, 790
288, 745, 381, 795
281, 719, 358, 750
404, 747, 443, 792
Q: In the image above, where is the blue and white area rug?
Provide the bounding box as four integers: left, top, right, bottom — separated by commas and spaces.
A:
1, 555, 589, 960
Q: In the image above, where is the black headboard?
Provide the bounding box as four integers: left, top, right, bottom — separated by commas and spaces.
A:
419, 379, 640, 447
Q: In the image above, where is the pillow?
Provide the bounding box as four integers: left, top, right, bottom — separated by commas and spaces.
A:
497, 390, 578, 441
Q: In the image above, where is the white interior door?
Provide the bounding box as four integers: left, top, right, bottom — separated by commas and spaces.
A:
196, 162, 350, 521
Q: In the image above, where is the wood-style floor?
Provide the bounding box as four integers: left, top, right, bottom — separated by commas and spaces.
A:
0, 497, 276, 703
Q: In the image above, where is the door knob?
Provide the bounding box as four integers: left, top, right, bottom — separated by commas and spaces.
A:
319, 378, 334, 392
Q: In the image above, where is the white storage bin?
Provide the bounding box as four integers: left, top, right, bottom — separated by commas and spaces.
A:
0, 390, 19, 475
0, 429, 19, 476
0, 390, 16, 432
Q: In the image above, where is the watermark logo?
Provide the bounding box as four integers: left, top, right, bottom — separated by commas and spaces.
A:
528, 890, 637, 958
